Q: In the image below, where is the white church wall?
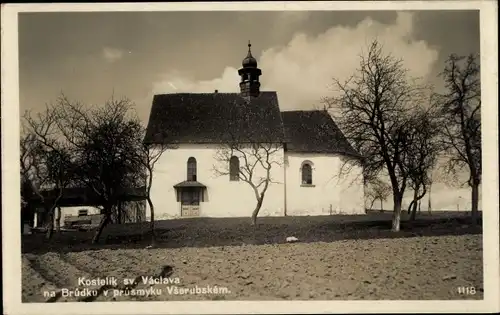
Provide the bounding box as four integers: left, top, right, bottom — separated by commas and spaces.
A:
285, 152, 365, 216
147, 143, 286, 220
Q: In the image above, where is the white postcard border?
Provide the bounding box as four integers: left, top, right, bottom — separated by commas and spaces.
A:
2, 1, 498, 314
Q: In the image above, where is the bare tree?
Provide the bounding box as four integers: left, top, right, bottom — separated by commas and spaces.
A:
366, 178, 391, 212
434, 54, 481, 225
323, 40, 430, 231
134, 137, 172, 246
20, 178, 33, 231
20, 133, 48, 229
22, 109, 75, 239
213, 138, 283, 226
404, 107, 441, 221
46, 94, 145, 243
48, 150, 76, 233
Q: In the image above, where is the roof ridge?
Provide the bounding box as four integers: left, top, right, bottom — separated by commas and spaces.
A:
281, 109, 327, 113
154, 91, 277, 97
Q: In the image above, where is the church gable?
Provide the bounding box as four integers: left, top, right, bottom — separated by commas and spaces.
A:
281, 110, 361, 157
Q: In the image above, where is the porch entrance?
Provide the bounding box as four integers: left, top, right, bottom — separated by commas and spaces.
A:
173, 180, 207, 218
181, 188, 200, 217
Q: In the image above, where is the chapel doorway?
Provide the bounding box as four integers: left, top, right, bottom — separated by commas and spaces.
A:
180, 188, 201, 217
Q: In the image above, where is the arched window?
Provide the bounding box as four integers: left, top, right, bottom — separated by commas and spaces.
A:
301, 163, 313, 185
229, 156, 240, 181
187, 157, 197, 181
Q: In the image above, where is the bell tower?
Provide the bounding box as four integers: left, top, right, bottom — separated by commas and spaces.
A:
238, 41, 262, 97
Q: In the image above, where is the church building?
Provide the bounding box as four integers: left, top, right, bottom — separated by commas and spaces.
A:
143, 43, 365, 220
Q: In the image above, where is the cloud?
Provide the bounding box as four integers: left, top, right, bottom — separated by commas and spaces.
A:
102, 47, 124, 63
152, 12, 439, 111
269, 11, 312, 36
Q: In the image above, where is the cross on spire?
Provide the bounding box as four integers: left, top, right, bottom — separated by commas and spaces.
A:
247, 40, 252, 56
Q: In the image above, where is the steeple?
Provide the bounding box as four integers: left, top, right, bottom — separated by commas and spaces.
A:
238, 41, 262, 97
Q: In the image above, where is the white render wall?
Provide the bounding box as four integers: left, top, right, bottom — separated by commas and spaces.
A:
147, 143, 286, 220
285, 152, 365, 216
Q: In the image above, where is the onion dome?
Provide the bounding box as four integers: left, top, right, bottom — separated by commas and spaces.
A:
242, 41, 257, 68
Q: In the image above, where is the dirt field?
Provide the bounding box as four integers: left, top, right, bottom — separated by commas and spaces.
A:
21, 213, 483, 302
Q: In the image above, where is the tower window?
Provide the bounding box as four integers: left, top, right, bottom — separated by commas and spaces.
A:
229, 156, 240, 181
187, 157, 197, 181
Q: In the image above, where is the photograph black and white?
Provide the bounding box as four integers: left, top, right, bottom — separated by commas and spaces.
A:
2, 1, 499, 314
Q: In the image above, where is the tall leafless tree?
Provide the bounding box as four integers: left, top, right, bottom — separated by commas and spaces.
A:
133, 136, 173, 246
68, 98, 143, 243
366, 178, 391, 212
434, 54, 481, 225
31, 94, 145, 243
20, 132, 49, 229
403, 107, 441, 221
22, 109, 75, 239
427, 176, 433, 214
323, 40, 431, 231
213, 137, 283, 226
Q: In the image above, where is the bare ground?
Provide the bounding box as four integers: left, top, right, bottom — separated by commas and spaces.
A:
21, 213, 483, 302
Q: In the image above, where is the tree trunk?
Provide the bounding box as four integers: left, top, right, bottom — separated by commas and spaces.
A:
251, 198, 263, 226
410, 188, 419, 221
407, 200, 413, 214
410, 200, 418, 221
147, 196, 156, 245
391, 194, 403, 232
55, 206, 61, 232
92, 211, 111, 244
368, 198, 376, 211
45, 207, 55, 240
380, 199, 383, 212
471, 181, 479, 226
44, 198, 61, 239
418, 200, 421, 213
117, 201, 123, 224
45, 189, 64, 239
28, 204, 35, 228
428, 182, 432, 214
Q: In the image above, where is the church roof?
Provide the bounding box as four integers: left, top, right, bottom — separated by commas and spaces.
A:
281, 110, 361, 157
144, 91, 285, 144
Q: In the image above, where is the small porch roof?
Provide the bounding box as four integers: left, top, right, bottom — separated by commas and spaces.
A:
173, 180, 207, 189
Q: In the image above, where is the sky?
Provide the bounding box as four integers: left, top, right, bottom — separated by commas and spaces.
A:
18, 10, 481, 209
19, 10, 480, 124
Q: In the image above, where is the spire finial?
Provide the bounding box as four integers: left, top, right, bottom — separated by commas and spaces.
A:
242, 40, 257, 67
